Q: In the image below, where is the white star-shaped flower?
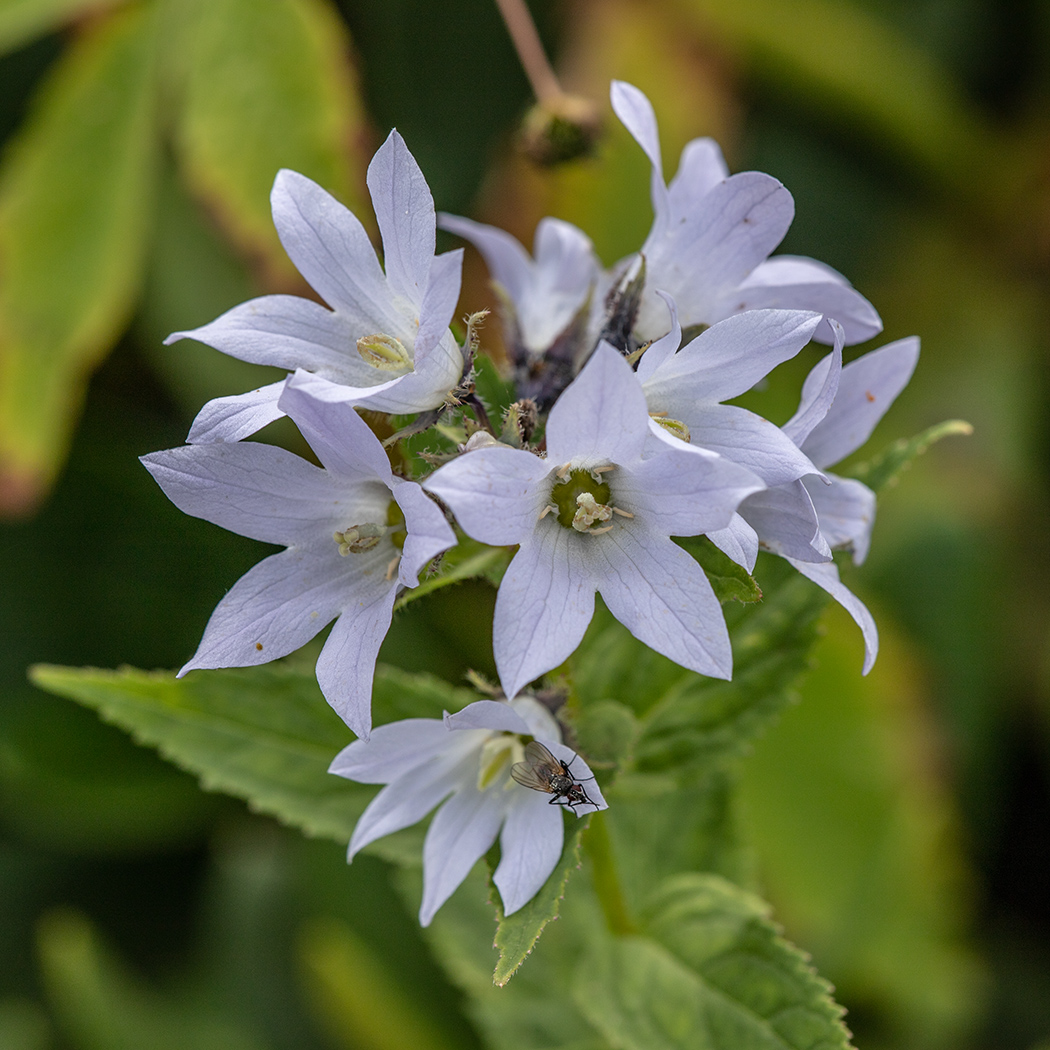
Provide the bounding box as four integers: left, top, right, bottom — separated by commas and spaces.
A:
424, 344, 764, 700
167, 130, 465, 443
610, 80, 882, 346
331, 696, 607, 925
141, 378, 456, 738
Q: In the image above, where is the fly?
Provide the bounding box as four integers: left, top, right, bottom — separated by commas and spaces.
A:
510, 740, 598, 811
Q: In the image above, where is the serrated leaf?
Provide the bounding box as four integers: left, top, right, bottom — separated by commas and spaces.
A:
0, 0, 129, 56
492, 819, 588, 986
631, 561, 828, 776
28, 663, 475, 846
172, 0, 366, 283
588, 873, 852, 1050
676, 536, 763, 605
394, 539, 510, 612
848, 418, 972, 494
0, 4, 158, 513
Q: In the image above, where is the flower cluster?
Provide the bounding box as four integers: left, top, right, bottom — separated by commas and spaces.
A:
144, 83, 917, 921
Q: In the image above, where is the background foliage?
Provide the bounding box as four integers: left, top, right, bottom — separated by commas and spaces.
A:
0, 0, 1047, 1048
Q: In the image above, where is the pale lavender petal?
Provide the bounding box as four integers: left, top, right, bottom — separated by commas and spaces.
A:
413, 249, 463, 364
366, 130, 435, 305
494, 525, 596, 700
666, 137, 729, 207
783, 320, 844, 447
723, 256, 882, 344
634, 290, 681, 383
509, 696, 563, 742
423, 446, 551, 546
640, 174, 794, 333
494, 794, 564, 915
679, 403, 820, 486
142, 442, 342, 545
444, 699, 533, 736
270, 170, 405, 338
420, 781, 505, 925
315, 583, 398, 738
804, 473, 876, 565
802, 337, 920, 469
279, 374, 394, 481
541, 742, 608, 811
329, 719, 455, 783
438, 214, 533, 302
707, 514, 759, 573
787, 557, 878, 674
165, 295, 357, 375
739, 482, 831, 563
180, 542, 387, 673
615, 447, 762, 535
545, 344, 648, 465
391, 478, 456, 587
187, 381, 287, 444
611, 81, 668, 227
348, 739, 479, 857
595, 522, 732, 679
642, 309, 821, 405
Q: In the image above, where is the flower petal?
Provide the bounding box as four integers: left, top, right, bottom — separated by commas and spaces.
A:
726, 256, 883, 344
493, 525, 596, 700
420, 780, 505, 925
739, 482, 832, 563
279, 374, 394, 482
391, 477, 457, 587
634, 290, 681, 383
187, 381, 288, 444
641, 308, 821, 406
616, 445, 762, 535
801, 336, 920, 469
667, 137, 729, 207
329, 718, 455, 783
438, 213, 534, 303
542, 742, 608, 811
804, 473, 876, 565
444, 698, 534, 736
707, 514, 759, 572
270, 170, 406, 338
141, 441, 347, 545
315, 583, 399, 738
165, 294, 358, 377
610, 80, 669, 229
494, 793, 564, 916
367, 129, 436, 306
423, 445, 552, 546
180, 542, 388, 673
787, 557, 878, 674
783, 320, 845, 448
545, 343, 648, 465
595, 522, 732, 679
414, 249, 464, 363
348, 736, 480, 857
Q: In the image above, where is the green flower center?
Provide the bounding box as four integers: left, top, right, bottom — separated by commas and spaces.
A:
550, 467, 613, 532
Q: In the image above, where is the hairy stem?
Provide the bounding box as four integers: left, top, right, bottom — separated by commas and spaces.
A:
492, 0, 562, 103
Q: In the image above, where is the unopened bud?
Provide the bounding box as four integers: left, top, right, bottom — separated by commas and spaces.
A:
520, 94, 602, 166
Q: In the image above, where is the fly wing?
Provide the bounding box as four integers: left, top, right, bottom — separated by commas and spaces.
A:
510, 740, 559, 793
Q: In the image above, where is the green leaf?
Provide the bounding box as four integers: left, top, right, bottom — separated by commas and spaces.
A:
676, 536, 763, 605
37, 909, 267, 1050
848, 418, 973, 494
631, 561, 828, 776
492, 818, 588, 986
575, 874, 852, 1050
29, 663, 477, 846
172, 0, 367, 282
0, 4, 158, 512
0, 0, 129, 56
394, 539, 511, 612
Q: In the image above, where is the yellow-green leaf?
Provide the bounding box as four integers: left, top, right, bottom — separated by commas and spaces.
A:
0, 4, 158, 513
0, 0, 129, 56
173, 0, 367, 284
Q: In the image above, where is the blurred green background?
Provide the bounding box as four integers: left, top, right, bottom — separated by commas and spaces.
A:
0, 0, 1047, 1048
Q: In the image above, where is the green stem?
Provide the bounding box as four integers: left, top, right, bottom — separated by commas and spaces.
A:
583, 812, 636, 935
